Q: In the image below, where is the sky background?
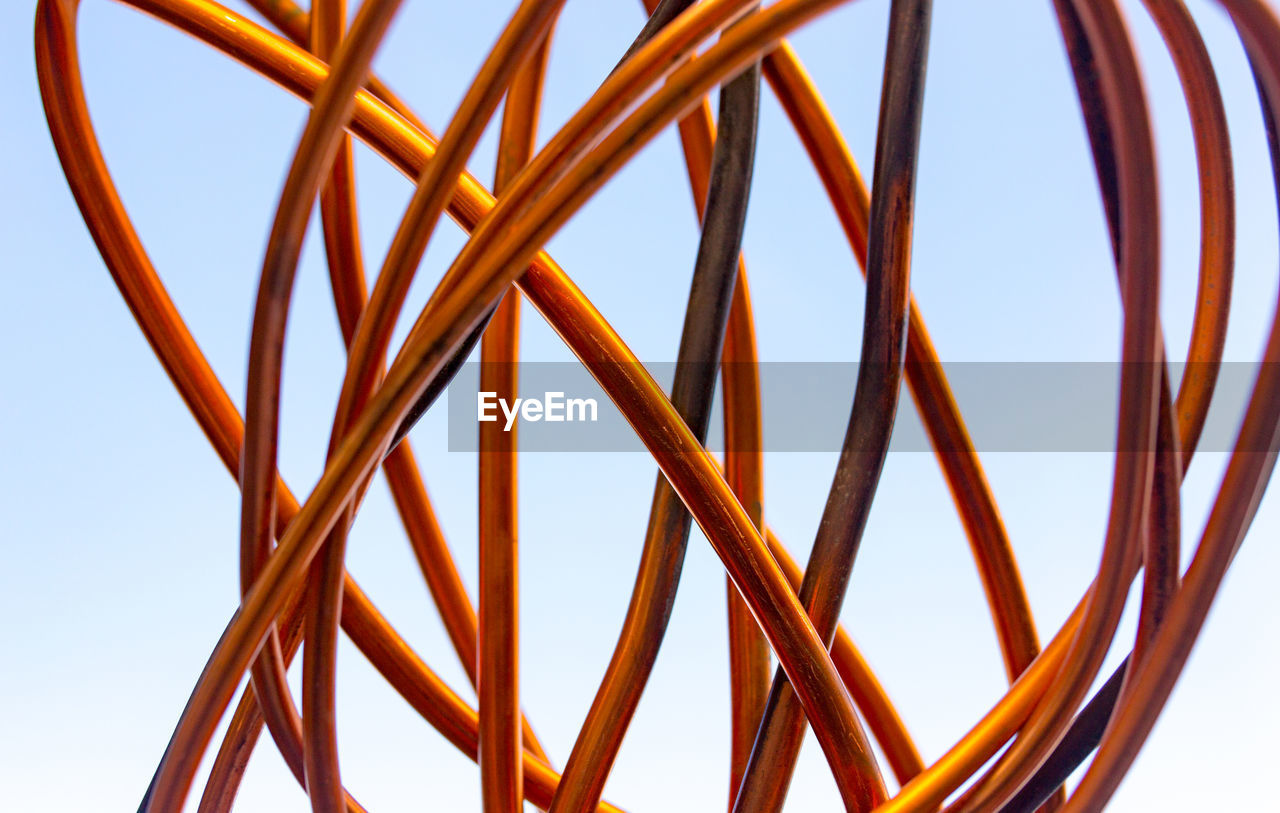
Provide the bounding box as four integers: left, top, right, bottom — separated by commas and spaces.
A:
2, 0, 1279, 810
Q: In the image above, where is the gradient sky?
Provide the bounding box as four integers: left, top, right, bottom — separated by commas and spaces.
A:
2, 0, 1278, 810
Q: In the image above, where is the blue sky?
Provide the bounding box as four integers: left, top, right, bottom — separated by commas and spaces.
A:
2, 0, 1278, 810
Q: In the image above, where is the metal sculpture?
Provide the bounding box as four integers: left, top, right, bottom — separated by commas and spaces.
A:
34, 0, 1280, 810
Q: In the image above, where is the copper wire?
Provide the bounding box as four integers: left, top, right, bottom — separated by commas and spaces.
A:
34, 0, 1280, 810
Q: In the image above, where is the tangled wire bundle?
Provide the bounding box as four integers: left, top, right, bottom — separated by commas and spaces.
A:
35, 0, 1280, 810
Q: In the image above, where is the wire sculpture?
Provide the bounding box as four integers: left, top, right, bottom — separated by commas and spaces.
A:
35, 0, 1280, 810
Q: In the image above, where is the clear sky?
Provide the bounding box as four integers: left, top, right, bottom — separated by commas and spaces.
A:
2, 0, 1278, 810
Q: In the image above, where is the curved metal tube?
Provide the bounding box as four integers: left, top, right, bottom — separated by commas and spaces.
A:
34, 0, 1274, 809
549, 10, 767, 812
733, 1, 931, 809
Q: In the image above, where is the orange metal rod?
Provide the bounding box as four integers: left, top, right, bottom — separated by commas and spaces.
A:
761, 529, 926, 786
384, 1, 1233, 809
305, 4, 566, 811
396, 1, 901, 809
1129, 0, 1233, 665
993, 1, 1235, 801
311, 0, 368, 354
45, 1, 1254, 809
244, 0, 435, 154
998, 1, 1236, 794
63, 1, 874, 808
234, 2, 406, 811
326, 0, 567, 515
371, 0, 901, 804
32, 5, 612, 810
950, 0, 1163, 808
39, 3, 915, 806
299, 0, 370, 807
734, 2, 929, 808
760, 43, 1045, 687
209, 76, 537, 813
757, 54, 1213, 794
244, 0, 552, 766
722, 275, 772, 809
634, 9, 923, 784
476, 237, 525, 811
708, 27, 773, 813
289, 18, 571, 785
400, 3, 898, 807
1059, 1, 1280, 807
32, 3, 1152, 809
546, 5, 775, 810
631, 7, 774, 799
478, 25, 555, 813
1140, 0, 1236, 467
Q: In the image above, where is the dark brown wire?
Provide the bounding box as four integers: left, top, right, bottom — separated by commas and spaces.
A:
731, 1, 932, 808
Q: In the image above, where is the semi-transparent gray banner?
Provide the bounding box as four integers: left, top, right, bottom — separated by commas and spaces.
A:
444, 362, 1275, 452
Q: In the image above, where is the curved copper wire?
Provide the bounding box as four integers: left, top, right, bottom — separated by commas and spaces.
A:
478, 23, 555, 813
34, 4, 615, 811
722, 275, 773, 807
631, 4, 925, 788
1059, 2, 1280, 808
761, 42, 1045, 692
34, 9, 620, 803
733, 1, 929, 808
958, 0, 1235, 806
74, 2, 885, 809
199, 3, 547, 802
628, 10, 773, 800
40, 4, 911, 809
243, 0, 555, 770
546, 7, 775, 812
235, 4, 405, 812
947, 1, 1163, 808
34, 0, 1278, 810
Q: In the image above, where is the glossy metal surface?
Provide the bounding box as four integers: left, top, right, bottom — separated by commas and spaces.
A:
34, 0, 1279, 810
